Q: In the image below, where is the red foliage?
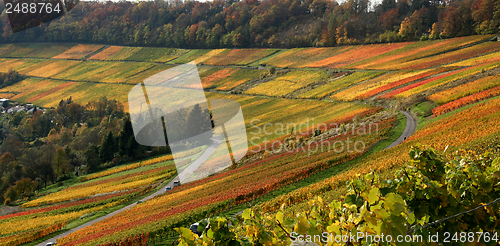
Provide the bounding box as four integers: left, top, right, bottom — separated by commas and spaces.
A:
0, 222, 66, 246
65, 165, 171, 191
432, 86, 500, 116
100, 233, 149, 246
0, 189, 140, 220
357, 68, 450, 99
380, 67, 468, 99
379, 9, 399, 30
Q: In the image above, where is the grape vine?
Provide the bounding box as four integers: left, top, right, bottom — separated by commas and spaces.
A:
175, 145, 500, 246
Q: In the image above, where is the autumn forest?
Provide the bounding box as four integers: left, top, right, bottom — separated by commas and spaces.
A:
1, 0, 499, 48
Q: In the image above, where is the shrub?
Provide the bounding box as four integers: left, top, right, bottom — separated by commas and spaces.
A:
269, 66, 276, 75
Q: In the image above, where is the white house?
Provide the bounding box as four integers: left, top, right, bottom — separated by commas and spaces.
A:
7, 106, 25, 114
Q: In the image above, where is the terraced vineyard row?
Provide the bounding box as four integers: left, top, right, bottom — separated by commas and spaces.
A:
1, 34, 500, 246
0, 35, 495, 67
260, 95, 500, 214
55, 110, 395, 245
0, 35, 498, 112
0, 78, 133, 108
0, 156, 176, 246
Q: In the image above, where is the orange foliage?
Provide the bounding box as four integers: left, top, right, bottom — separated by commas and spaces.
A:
432, 86, 500, 116
307, 42, 410, 68
89, 46, 125, 60
52, 44, 104, 60
26, 82, 76, 102
201, 68, 237, 88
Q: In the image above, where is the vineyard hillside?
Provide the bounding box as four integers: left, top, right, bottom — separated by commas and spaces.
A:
0, 35, 499, 246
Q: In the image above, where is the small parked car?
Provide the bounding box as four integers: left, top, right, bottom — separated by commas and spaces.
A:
165, 186, 172, 191
46, 242, 55, 246
173, 181, 180, 187
189, 223, 202, 236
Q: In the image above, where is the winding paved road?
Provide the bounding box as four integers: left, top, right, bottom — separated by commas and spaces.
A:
36, 111, 416, 246
36, 137, 223, 246
384, 110, 417, 150
178, 137, 223, 182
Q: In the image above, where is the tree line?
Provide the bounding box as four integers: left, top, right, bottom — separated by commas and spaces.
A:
0, 70, 22, 89
0, 94, 217, 204
0, 96, 165, 205
0, 0, 498, 48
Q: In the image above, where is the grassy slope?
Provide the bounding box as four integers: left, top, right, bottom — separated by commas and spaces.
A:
0, 36, 499, 244
149, 110, 407, 244
23, 174, 176, 246
218, 110, 407, 215
417, 94, 500, 131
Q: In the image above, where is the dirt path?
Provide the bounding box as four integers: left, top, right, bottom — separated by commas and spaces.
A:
0, 205, 20, 216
